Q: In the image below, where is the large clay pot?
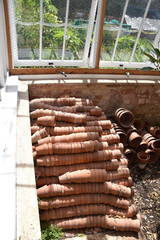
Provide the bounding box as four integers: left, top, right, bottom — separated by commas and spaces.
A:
115, 108, 135, 128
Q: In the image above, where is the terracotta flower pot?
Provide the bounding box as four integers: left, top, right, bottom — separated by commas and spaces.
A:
124, 147, 137, 165
50, 216, 140, 232
40, 203, 137, 221
102, 128, 116, 135
137, 151, 150, 169
89, 107, 102, 116
46, 126, 103, 136
133, 118, 143, 131
113, 177, 133, 187
112, 122, 127, 145
37, 182, 132, 198
136, 141, 148, 153
86, 115, 107, 121
99, 133, 120, 144
30, 109, 54, 119
36, 160, 120, 178
140, 130, 156, 147
151, 139, 160, 155
145, 149, 159, 164
39, 193, 130, 210
128, 131, 142, 148
30, 97, 76, 106
37, 116, 56, 127
86, 120, 112, 129
109, 143, 124, 152
31, 128, 49, 143
115, 108, 135, 128
38, 132, 100, 145
30, 126, 40, 134
148, 126, 160, 138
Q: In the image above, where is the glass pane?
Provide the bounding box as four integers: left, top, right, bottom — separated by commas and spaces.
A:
42, 0, 93, 60
133, 0, 160, 62
114, 0, 149, 62
42, 0, 66, 60
64, 0, 92, 60
14, 0, 40, 60
101, 0, 126, 61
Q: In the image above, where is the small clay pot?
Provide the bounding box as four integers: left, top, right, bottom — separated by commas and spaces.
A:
133, 118, 143, 131
137, 152, 150, 169
148, 126, 160, 138
136, 141, 148, 153
128, 131, 142, 148
145, 149, 159, 164
124, 147, 137, 164
151, 139, 160, 155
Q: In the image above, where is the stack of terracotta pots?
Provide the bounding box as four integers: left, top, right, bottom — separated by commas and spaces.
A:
113, 108, 160, 168
30, 97, 141, 232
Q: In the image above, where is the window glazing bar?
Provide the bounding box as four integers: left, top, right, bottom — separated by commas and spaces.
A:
39, 0, 43, 60
153, 25, 160, 48
8, 0, 18, 67
111, 0, 129, 62
83, 0, 98, 65
62, 0, 70, 60
89, 0, 106, 68
129, 0, 152, 63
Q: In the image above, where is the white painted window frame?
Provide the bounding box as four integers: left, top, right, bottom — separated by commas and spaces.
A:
7, 0, 160, 69
8, 0, 98, 67
91, 0, 160, 69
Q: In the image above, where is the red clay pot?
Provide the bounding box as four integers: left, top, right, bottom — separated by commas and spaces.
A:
31, 128, 48, 143
140, 130, 159, 147
39, 193, 130, 210
37, 116, 56, 127
148, 126, 160, 138
128, 131, 142, 148
86, 120, 112, 129
89, 107, 102, 116
50, 216, 140, 232
136, 141, 148, 153
145, 149, 159, 164
115, 108, 135, 128
124, 147, 137, 164
133, 118, 143, 131
37, 182, 132, 198
137, 151, 150, 169
151, 139, 160, 155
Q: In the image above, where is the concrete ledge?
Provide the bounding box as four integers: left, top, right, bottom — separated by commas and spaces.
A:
16, 80, 41, 240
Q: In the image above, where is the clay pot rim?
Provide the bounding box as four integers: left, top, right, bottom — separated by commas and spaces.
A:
117, 111, 135, 128
151, 139, 160, 151
137, 151, 150, 162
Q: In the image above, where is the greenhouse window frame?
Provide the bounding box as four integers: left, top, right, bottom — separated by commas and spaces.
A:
3, 0, 160, 76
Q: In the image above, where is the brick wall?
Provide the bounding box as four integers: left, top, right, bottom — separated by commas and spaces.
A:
29, 83, 160, 125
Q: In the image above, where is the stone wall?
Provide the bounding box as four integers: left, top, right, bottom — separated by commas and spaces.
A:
29, 83, 160, 125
